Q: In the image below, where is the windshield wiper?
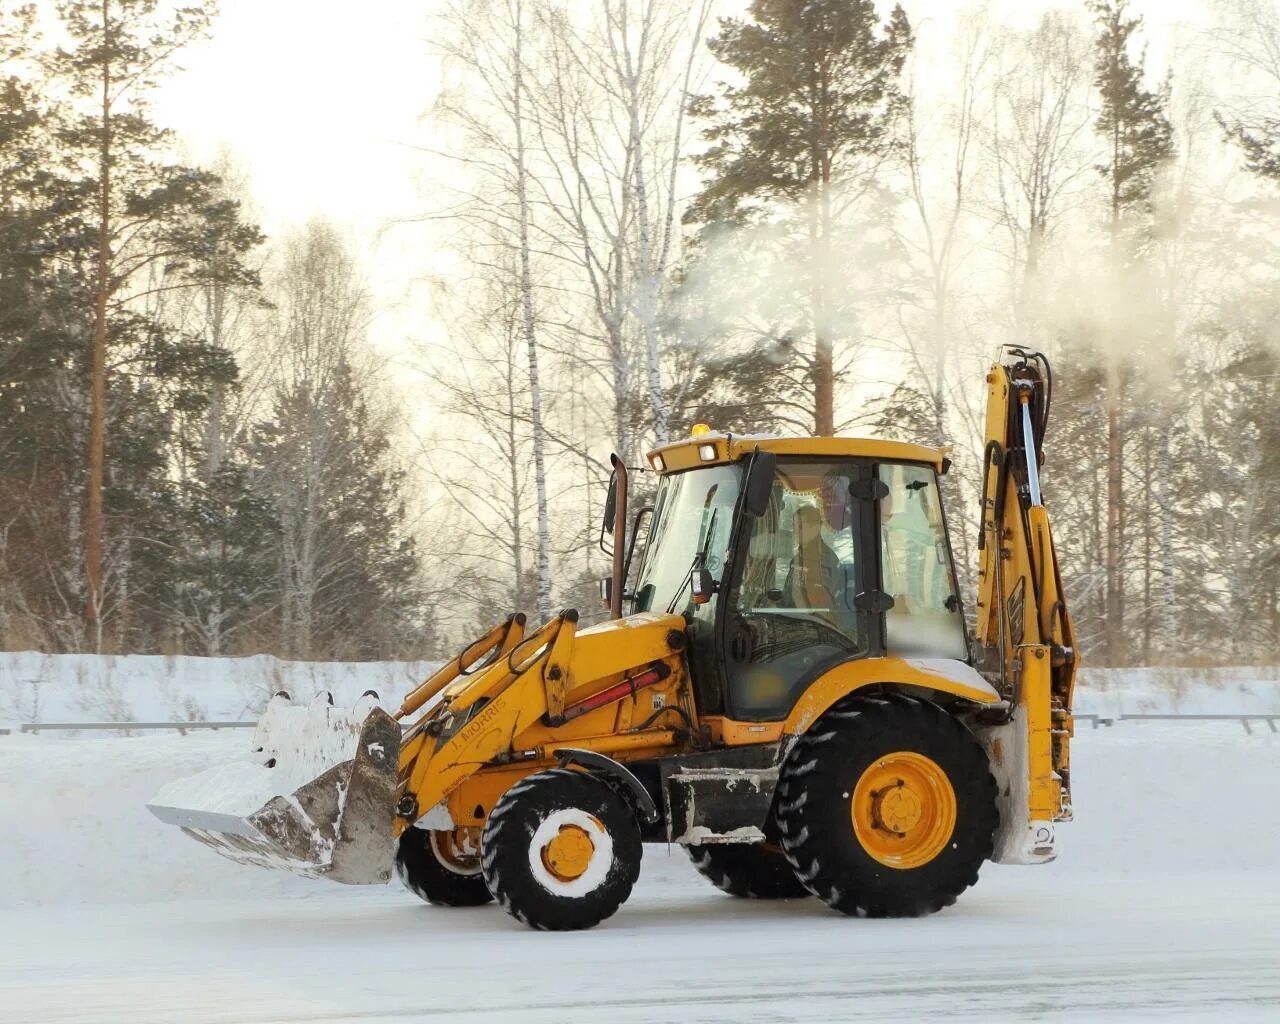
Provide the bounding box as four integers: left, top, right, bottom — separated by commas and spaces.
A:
667, 506, 720, 615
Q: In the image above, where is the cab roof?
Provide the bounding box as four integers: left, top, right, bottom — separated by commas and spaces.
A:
646, 432, 948, 475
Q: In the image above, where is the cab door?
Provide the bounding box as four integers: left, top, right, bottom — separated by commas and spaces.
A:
719, 458, 872, 721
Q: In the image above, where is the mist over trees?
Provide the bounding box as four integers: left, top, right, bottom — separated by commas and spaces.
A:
6, 0, 1280, 667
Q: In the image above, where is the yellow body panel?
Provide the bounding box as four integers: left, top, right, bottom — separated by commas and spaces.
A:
782, 656, 1000, 736
702, 717, 786, 746
395, 612, 690, 837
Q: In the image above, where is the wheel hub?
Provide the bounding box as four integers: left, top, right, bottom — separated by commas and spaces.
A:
540, 823, 596, 882
851, 751, 957, 870
874, 783, 923, 834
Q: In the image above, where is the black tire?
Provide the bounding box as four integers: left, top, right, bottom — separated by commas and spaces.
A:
481, 767, 641, 931
395, 827, 492, 907
776, 695, 997, 918
686, 843, 809, 899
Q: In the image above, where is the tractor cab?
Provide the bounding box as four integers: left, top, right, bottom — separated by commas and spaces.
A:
624, 433, 968, 723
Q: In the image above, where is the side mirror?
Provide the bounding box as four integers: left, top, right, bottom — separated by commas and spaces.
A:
691, 567, 718, 605
602, 471, 618, 532
743, 450, 777, 517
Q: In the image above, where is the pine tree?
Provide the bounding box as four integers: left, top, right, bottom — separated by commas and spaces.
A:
0, 5, 93, 648
250, 223, 425, 659
1088, 0, 1174, 665
1198, 346, 1280, 661
48, 0, 263, 650
254, 360, 424, 660
1091, 0, 1174, 231
686, 0, 912, 436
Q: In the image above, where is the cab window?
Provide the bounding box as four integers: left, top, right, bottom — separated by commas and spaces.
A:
877, 463, 967, 661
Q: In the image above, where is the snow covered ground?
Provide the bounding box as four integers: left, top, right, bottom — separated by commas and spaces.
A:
1, 716, 1278, 1022
0, 651, 441, 726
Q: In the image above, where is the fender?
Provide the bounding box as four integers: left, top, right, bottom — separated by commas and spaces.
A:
553, 747, 660, 824
783, 656, 1001, 736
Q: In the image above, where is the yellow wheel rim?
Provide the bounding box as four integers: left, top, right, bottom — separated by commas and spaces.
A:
851, 751, 956, 870
540, 823, 596, 882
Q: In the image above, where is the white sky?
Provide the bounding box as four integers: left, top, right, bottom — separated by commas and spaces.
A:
152, 0, 446, 382
149, 0, 1214, 378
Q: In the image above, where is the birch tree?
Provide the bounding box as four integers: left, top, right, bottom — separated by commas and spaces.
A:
988, 8, 1095, 322
421, 277, 541, 618
432, 0, 552, 623
895, 12, 992, 443
531, 0, 712, 452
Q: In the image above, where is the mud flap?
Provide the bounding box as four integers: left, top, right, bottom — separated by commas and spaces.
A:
148, 702, 401, 884
972, 709, 1058, 865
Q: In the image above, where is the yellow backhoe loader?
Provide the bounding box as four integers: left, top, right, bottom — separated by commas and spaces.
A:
149, 347, 1076, 929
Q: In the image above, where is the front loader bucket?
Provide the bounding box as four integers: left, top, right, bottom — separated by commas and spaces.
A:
147, 692, 401, 884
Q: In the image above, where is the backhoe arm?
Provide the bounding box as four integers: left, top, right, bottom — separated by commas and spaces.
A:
973, 348, 1077, 863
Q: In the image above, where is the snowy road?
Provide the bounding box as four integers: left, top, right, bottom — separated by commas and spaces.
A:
2, 723, 1278, 1022
3, 861, 1278, 1023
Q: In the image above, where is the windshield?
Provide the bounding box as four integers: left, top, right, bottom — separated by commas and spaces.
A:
632, 464, 741, 615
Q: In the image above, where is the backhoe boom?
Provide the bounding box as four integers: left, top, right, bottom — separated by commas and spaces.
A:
973, 347, 1077, 862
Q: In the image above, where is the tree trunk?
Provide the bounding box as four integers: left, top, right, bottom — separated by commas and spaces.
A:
1141, 421, 1151, 662
1104, 121, 1125, 666
85, 0, 112, 652
1105, 369, 1124, 664
512, 2, 552, 624
1157, 432, 1176, 654
632, 134, 668, 445
810, 161, 835, 437
620, 8, 668, 446
506, 350, 524, 609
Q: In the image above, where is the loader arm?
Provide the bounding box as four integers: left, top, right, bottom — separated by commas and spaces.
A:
973, 347, 1077, 863
393, 609, 691, 838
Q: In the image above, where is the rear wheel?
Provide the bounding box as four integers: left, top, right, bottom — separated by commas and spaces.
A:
395, 827, 492, 907
776, 696, 997, 918
482, 768, 641, 930
686, 843, 809, 899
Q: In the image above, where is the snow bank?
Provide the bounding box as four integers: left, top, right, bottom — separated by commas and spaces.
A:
148, 691, 382, 818
0, 651, 440, 725
1074, 665, 1280, 717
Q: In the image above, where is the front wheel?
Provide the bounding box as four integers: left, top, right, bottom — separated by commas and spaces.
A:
395, 827, 492, 907
482, 768, 642, 930
776, 696, 997, 918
